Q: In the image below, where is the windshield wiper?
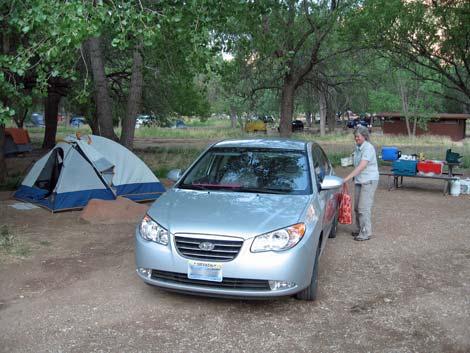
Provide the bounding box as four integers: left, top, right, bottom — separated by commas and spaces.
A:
179, 183, 243, 191
180, 184, 291, 194
234, 187, 292, 194
179, 184, 209, 190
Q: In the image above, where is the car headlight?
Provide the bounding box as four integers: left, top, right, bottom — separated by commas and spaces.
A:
139, 214, 169, 245
251, 223, 306, 252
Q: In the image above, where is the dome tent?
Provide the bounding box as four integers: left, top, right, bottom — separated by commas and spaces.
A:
14, 134, 165, 212
4, 128, 33, 156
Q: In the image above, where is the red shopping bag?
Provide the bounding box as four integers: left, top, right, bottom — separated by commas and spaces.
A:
338, 183, 352, 224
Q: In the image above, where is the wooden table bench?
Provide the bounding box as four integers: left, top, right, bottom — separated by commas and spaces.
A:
379, 171, 459, 195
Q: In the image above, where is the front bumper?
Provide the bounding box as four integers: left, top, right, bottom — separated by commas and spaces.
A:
135, 230, 318, 299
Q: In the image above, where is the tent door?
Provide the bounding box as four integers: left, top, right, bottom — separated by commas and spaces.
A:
34, 148, 64, 197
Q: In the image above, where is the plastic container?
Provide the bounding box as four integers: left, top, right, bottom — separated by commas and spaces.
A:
392, 160, 418, 176
460, 178, 470, 195
417, 160, 443, 175
341, 156, 353, 167
382, 147, 401, 161
450, 178, 461, 196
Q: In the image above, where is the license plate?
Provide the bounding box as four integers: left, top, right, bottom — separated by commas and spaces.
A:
187, 260, 223, 282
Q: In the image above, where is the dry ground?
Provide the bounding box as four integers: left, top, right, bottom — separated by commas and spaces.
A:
0, 148, 469, 353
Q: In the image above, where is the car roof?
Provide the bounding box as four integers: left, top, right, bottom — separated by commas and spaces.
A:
212, 138, 309, 151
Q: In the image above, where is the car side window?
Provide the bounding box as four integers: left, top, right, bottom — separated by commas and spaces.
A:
311, 145, 331, 186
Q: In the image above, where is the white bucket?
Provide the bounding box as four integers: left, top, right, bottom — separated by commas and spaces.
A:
450, 178, 461, 196
460, 178, 470, 195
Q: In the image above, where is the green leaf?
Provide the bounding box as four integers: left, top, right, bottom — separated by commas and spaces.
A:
111, 38, 121, 47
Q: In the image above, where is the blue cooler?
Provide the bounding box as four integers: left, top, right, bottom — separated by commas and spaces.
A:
382, 147, 401, 161
392, 160, 418, 176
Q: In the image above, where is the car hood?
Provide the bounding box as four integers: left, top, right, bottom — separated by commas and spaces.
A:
147, 189, 312, 239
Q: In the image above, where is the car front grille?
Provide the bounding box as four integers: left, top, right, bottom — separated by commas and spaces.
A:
174, 235, 243, 261
151, 270, 270, 291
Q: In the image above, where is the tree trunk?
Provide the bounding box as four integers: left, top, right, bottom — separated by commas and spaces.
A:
42, 92, 61, 149
120, 44, 143, 149
78, 100, 99, 135
327, 108, 336, 132
279, 81, 295, 137
412, 87, 422, 138
319, 90, 327, 136
87, 37, 118, 141
19, 109, 27, 128
0, 122, 6, 183
229, 106, 237, 129
306, 111, 312, 128
13, 108, 28, 128
327, 89, 337, 132
398, 80, 412, 136
1, 34, 10, 180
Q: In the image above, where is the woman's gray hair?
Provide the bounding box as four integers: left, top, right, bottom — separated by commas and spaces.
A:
354, 125, 370, 141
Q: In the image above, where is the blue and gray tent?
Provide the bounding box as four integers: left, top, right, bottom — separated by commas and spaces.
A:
14, 134, 165, 212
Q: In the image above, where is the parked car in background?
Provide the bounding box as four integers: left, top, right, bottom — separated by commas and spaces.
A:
346, 115, 371, 130
258, 115, 274, 123
245, 117, 267, 133
135, 115, 157, 128
70, 116, 87, 128
292, 120, 305, 132
135, 138, 343, 301
30, 113, 45, 128
171, 120, 187, 129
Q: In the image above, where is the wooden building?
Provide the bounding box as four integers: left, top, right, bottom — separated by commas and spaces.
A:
377, 113, 469, 141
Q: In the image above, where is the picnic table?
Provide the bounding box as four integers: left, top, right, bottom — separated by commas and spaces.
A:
379, 161, 462, 195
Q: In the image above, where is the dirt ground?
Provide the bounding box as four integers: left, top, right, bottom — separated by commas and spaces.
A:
0, 146, 469, 353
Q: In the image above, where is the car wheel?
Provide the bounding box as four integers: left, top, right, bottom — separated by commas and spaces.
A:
295, 243, 320, 301
328, 213, 338, 239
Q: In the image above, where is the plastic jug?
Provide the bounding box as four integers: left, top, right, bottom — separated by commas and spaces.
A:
450, 178, 461, 196
381, 147, 401, 161
460, 178, 470, 195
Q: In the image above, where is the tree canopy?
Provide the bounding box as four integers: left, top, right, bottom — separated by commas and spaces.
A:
361, 0, 470, 110
0, 0, 468, 150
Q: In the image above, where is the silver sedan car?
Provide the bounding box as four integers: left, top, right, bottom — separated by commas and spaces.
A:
135, 138, 343, 301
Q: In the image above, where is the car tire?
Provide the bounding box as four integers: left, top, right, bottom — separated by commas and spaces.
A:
295, 243, 320, 301
328, 213, 338, 239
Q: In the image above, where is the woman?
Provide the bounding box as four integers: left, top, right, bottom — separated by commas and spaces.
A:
343, 125, 379, 241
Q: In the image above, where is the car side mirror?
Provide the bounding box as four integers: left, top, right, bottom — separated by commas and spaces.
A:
320, 175, 343, 191
167, 169, 183, 182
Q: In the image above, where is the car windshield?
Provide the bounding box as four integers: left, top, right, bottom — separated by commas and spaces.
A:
179, 147, 311, 195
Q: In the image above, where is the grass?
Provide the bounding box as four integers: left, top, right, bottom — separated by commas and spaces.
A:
134, 133, 469, 180
185, 119, 232, 128
0, 225, 14, 249
39, 240, 52, 246
5, 120, 470, 186
137, 146, 206, 178
0, 225, 31, 258
134, 125, 245, 140
0, 172, 23, 192
25, 119, 243, 141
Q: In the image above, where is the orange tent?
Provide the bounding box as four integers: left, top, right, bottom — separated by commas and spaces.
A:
4, 128, 32, 155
